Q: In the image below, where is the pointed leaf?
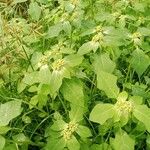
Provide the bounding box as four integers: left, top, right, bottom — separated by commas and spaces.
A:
61, 78, 84, 107
78, 41, 99, 55
0, 100, 22, 126
76, 125, 92, 138
28, 2, 41, 21
45, 137, 66, 150
89, 104, 114, 124
93, 53, 116, 73
130, 49, 150, 76
47, 23, 63, 38
133, 105, 150, 132
97, 71, 119, 98
67, 136, 80, 150
91, 143, 112, 150
65, 54, 83, 67
112, 130, 135, 150
49, 71, 63, 96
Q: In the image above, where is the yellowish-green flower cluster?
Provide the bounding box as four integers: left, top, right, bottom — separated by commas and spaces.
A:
131, 32, 142, 45
115, 100, 134, 116
38, 56, 49, 68
52, 59, 65, 71
61, 122, 78, 141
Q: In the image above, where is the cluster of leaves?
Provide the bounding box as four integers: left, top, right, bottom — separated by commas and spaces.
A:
0, 0, 150, 150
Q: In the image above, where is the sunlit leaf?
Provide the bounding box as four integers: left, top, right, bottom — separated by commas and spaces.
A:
0, 101, 22, 126
111, 130, 135, 150
89, 103, 114, 124
133, 105, 150, 132
93, 53, 116, 74
28, 2, 41, 21
130, 49, 150, 76
97, 71, 119, 98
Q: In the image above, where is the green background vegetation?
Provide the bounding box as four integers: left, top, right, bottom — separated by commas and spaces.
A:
0, 0, 150, 150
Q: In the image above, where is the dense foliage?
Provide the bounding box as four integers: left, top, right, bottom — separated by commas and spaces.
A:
0, 0, 150, 150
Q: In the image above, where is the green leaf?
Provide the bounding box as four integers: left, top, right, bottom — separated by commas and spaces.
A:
89, 103, 114, 124
111, 130, 135, 150
65, 54, 83, 67
29, 95, 38, 109
67, 136, 80, 150
12, 133, 30, 144
62, 21, 72, 35
76, 125, 92, 138
93, 53, 116, 74
130, 49, 150, 76
28, 2, 41, 21
77, 41, 99, 55
38, 66, 51, 84
49, 71, 64, 96
22, 72, 39, 85
97, 71, 119, 98
47, 23, 63, 38
0, 100, 22, 126
133, 105, 150, 132
0, 126, 11, 134
45, 137, 66, 150
91, 143, 112, 150
69, 104, 84, 122
0, 135, 5, 150
61, 78, 84, 107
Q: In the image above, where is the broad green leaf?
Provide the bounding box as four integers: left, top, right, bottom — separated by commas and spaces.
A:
97, 71, 119, 98
64, 1, 75, 12
130, 49, 150, 76
45, 137, 66, 150
133, 105, 150, 132
0, 126, 11, 134
61, 78, 84, 106
22, 72, 39, 85
49, 69, 69, 96
37, 93, 47, 108
69, 104, 84, 122
111, 130, 135, 150
76, 125, 92, 138
62, 21, 72, 35
65, 54, 83, 67
0, 100, 22, 126
93, 53, 116, 74
28, 2, 41, 21
113, 109, 129, 126
51, 120, 66, 131
47, 23, 63, 38
12, 133, 30, 144
77, 41, 99, 55
67, 136, 80, 150
29, 95, 38, 109
89, 104, 114, 124
38, 66, 51, 84
129, 96, 143, 105
91, 143, 112, 150
17, 81, 27, 93
0, 135, 5, 150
